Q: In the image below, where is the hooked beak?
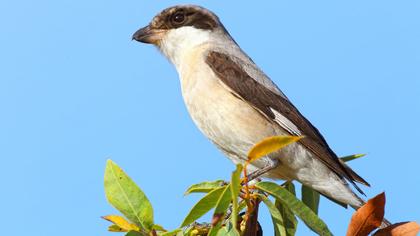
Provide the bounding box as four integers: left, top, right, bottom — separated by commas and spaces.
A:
132, 25, 165, 44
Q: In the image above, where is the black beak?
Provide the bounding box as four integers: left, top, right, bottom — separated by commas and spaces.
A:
132, 25, 162, 44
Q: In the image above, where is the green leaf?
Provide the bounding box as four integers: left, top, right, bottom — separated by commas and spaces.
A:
217, 222, 241, 236
230, 164, 243, 227
258, 194, 287, 236
301, 185, 320, 215
125, 230, 144, 236
208, 224, 222, 236
152, 224, 166, 232
105, 160, 154, 230
340, 153, 366, 162
213, 185, 232, 219
213, 186, 232, 231
256, 182, 332, 236
275, 199, 297, 236
181, 186, 227, 227
275, 182, 297, 236
181, 226, 194, 236
208, 184, 233, 236
159, 229, 182, 236
184, 180, 226, 195
283, 181, 296, 196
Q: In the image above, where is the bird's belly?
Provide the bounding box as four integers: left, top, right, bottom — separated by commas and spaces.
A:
187, 82, 277, 158
180, 66, 301, 180
182, 73, 274, 154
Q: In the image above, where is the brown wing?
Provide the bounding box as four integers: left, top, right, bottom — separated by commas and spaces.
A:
206, 51, 369, 193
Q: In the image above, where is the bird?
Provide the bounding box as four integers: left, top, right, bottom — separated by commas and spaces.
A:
132, 4, 385, 218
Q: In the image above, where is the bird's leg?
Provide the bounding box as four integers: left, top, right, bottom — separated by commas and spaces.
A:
239, 158, 279, 226
246, 158, 280, 183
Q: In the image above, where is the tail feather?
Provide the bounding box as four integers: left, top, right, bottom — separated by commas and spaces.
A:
315, 184, 391, 228
339, 159, 371, 187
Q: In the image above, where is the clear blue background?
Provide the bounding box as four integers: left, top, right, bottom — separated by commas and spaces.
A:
1, 1, 419, 235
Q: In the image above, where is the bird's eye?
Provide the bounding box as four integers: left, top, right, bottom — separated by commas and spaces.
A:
172, 11, 186, 24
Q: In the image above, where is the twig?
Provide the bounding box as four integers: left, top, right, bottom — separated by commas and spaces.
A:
243, 198, 261, 236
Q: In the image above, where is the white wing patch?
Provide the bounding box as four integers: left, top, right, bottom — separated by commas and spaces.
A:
270, 107, 302, 136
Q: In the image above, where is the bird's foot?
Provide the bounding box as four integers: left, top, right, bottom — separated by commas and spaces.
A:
246, 158, 280, 183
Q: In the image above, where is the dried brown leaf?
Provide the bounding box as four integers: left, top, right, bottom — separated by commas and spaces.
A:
346, 192, 386, 236
373, 221, 420, 236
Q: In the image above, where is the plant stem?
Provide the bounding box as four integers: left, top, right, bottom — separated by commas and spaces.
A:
243, 198, 261, 236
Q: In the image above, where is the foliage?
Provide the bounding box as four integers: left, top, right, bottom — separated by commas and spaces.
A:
103, 136, 419, 236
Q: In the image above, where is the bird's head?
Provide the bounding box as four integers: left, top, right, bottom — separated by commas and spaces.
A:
132, 5, 230, 65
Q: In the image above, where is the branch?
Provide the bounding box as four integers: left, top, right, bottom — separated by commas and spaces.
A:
243, 198, 262, 236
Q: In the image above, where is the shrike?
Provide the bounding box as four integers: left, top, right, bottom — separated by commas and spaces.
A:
132, 5, 372, 210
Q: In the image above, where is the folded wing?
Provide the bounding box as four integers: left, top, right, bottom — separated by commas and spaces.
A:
205, 50, 369, 194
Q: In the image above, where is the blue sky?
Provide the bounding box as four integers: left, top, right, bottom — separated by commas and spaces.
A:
1, 1, 419, 235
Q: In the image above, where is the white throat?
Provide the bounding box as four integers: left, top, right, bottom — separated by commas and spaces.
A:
159, 26, 212, 69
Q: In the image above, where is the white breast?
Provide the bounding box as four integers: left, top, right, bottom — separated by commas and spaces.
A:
178, 45, 276, 158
